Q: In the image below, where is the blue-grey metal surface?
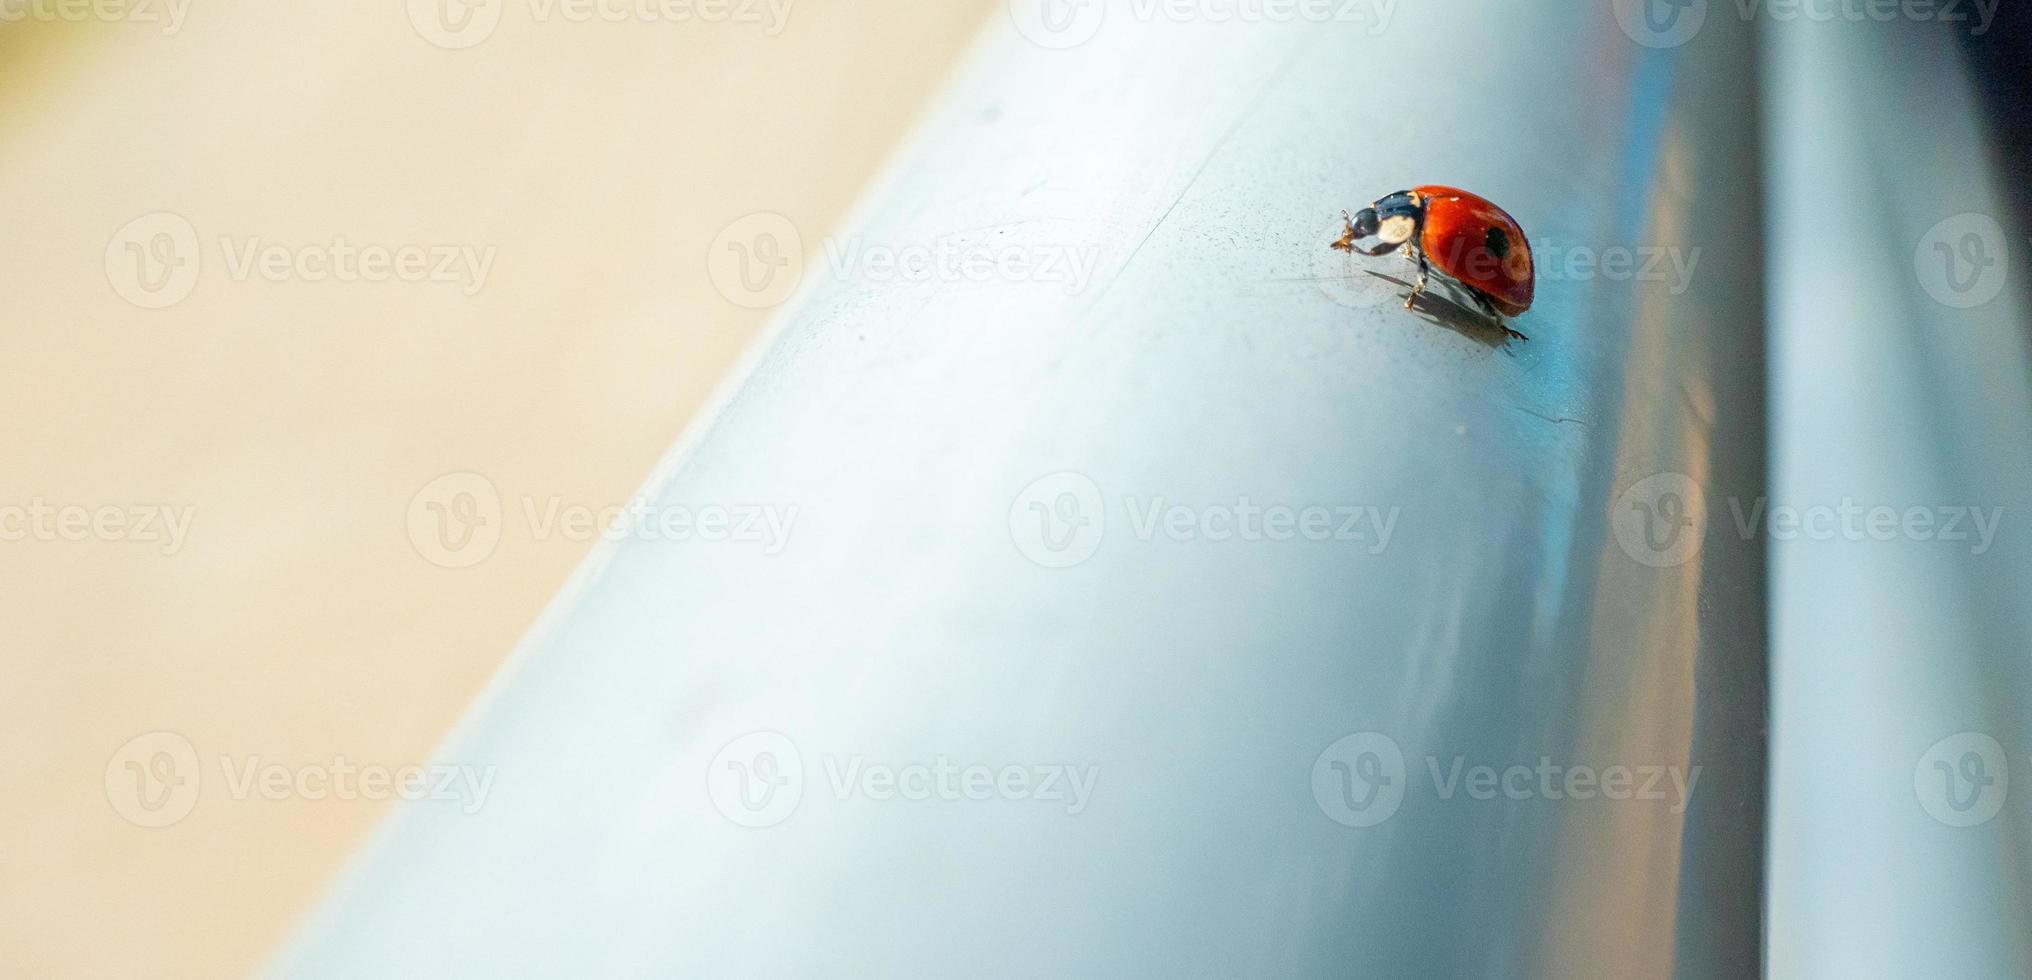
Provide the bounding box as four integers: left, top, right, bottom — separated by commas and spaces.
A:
279, 5, 1766, 976
1763, 16, 2032, 980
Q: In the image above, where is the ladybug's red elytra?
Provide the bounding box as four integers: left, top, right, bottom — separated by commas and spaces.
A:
1331, 185, 1534, 341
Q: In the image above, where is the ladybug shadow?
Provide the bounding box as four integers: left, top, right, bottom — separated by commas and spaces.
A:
1364, 270, 1523, 351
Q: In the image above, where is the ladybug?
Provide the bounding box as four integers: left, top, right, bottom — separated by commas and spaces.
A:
1331, 185, 1534, 340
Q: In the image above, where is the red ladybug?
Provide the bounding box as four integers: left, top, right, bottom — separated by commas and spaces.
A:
1331, 185, 1534, 340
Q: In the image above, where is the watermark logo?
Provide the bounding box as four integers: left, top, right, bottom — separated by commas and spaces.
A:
711, 213, 1103, 306
1613, 473, 2005, 567
407, 472, 505, 569
1611, 472, 1707, 568
412, 0, 793, 47
706, 732, 1098, 826
1612, 0, 1708, 48
1615, 0, 1999, 48
709, 212, 804, 309
1012, 0, 1397, 47
408, 0, 505, 48
1007, 0, 1106, 49
1747, 0, 2000, 34
708, 731, 804, 828
105, 213, 497, 306
1311, 731, 1407, 827
1010, 472, 1400, 568
106, 212, 201, 309
405, 473, 800, 567
105, 731, 203, 828
1914, 731, 2008, 827
1915, 212, 2007, 309
1312, 733, 1702, 828
1009, 471, 1107, 568
105, 733, 491, 826
1310, 226, 1702, 312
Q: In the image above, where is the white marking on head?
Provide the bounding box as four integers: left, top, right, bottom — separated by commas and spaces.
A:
1377, 214, 1416, 247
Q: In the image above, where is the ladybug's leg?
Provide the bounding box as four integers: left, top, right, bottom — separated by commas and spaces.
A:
1469, 289, 1528, 341
1331, 210, 1358, 253
1405, 246, 1430, 310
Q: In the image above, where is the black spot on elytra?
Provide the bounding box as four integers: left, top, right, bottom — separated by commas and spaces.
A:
1485, 226, 1511, 261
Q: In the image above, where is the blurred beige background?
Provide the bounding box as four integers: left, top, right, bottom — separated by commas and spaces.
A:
0, 1, 994, 976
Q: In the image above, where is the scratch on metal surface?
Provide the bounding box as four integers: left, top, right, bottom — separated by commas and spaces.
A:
1095, 33, 1323, 306
1510, 405, 1590, 427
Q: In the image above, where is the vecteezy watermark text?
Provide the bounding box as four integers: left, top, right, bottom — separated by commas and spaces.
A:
1310, 732, 1701, 828
1124, 496, 1396, 548
822, 756, 1099, 814
0, 0, 191, 33
106, 212, 498, 309
707, 211, 1109, 309
707, 732, 1098, 828
1009, 471, 1399, 569
821, 236, 1102, 295
0, 499, 194, 555
1310, 224, 1702, 311
407, 471, 799, 568
1612, 473, 2005, 568
407, 0, 795, 49
216, 237, 496, 296
104, 731, 496, 828
215, 756, 496, 814
1007, 0, 1399, 51
1532, 239, 1701, 295
1614, 0, 1999, 49
1424, 755, 1699, 813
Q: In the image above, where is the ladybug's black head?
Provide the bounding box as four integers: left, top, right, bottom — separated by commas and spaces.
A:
1340, 191, 1421, 256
